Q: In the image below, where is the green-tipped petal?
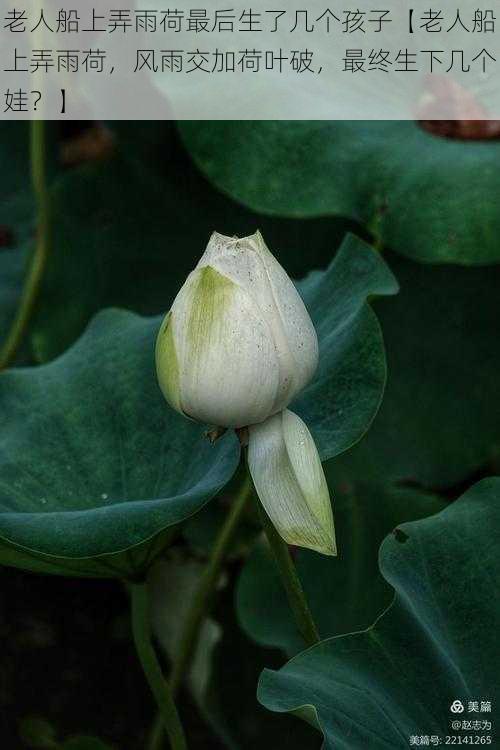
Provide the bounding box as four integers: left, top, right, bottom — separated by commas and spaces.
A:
160, 265, 280, 428
248, 409, 336, 556
155, 312, 182, 413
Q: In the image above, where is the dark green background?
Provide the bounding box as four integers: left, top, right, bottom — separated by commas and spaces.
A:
0, 121, 498, 750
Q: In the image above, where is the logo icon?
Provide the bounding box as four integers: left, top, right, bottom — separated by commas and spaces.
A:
450, 700, 465, 714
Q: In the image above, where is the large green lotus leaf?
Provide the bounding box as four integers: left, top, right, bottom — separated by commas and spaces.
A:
0, 309, 240, 579
31, 124, 354, 363
294, 234, 398, 459
331, 251, 500, 489
258, 478, 500, 748
237, 479, 445, 655
180, 120, 500, 265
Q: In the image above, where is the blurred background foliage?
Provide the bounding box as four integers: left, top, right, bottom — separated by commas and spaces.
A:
0, 120, 499, 749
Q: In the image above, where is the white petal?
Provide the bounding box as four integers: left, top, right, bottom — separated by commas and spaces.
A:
200, 231, 318, 413
251, 232, 319, 407
169, 265, 280, 428
248, 410, 336, 556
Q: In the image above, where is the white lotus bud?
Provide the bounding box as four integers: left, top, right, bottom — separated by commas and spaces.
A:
248, 409, 336, 556
156, 231, 318, 428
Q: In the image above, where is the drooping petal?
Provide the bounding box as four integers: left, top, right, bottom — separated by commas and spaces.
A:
248, 409, 336, 556
166, 265, 280, 428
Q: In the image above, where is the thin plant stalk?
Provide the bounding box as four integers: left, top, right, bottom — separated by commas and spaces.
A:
0, 120, 50, 370
148, 473, 252, 750
252, 488, 320, 647
131, 583, 188, 750
171, 473, 252, 693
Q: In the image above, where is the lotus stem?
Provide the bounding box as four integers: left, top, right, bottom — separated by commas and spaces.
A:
252, 490, 320, 648
131, 583, 188, 750
0, 120, 50, 370
148, 472, 252, 750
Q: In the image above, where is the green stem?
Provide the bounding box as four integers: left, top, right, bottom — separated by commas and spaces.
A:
253, 496, 320, 648
0, 120, 50, 370
131, 583, 188, 750
148, 474, 252, 750
170, 473, 252, 695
